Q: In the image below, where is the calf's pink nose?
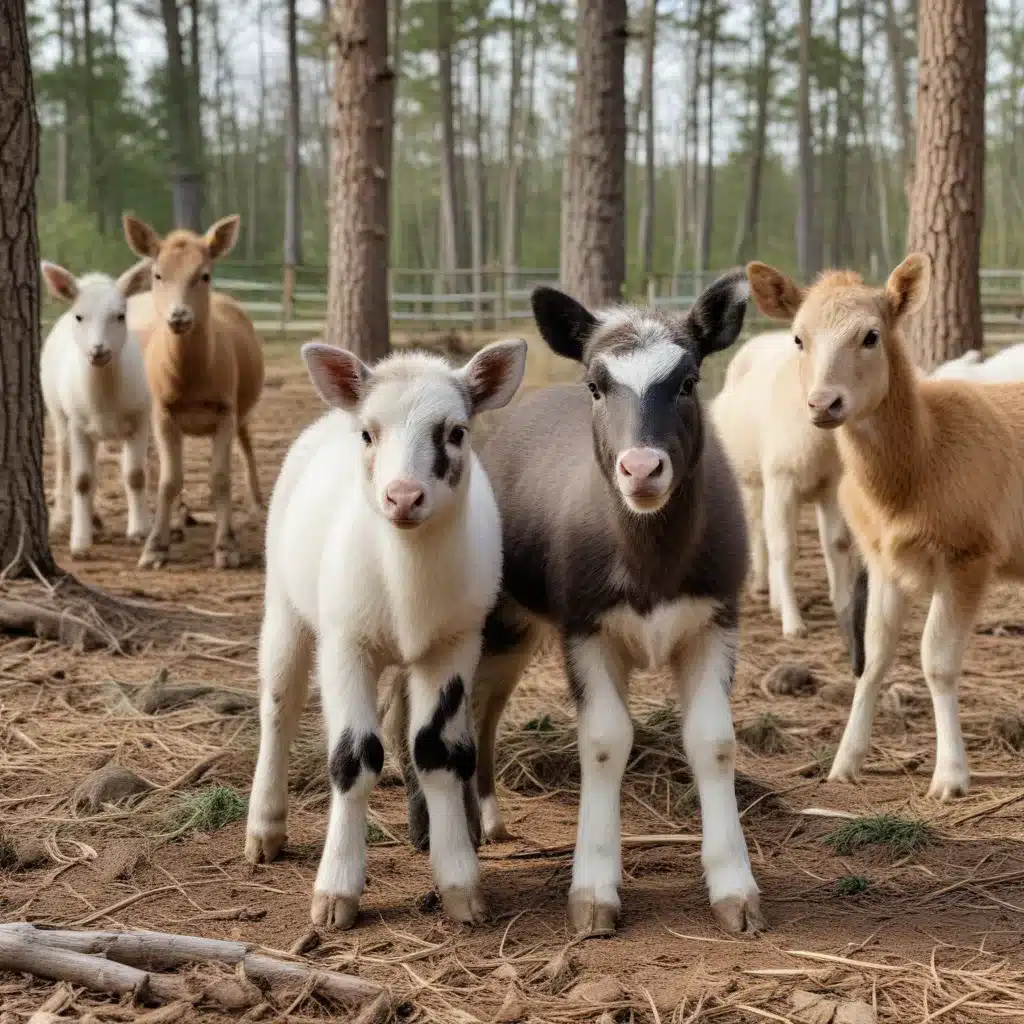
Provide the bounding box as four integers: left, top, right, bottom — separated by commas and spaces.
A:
385, 480, 425, 518
618, 448, 663, 482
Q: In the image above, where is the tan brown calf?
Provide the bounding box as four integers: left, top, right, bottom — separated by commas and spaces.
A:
123, 214, 265, 569
748, 254, 1024, 801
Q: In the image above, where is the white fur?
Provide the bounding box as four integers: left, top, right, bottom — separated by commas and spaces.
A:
712, 331, 857, 637
601, 340, 684, 397
930, 344, 1024, 383
246, 345, 524, 928
41, 267, 151, 556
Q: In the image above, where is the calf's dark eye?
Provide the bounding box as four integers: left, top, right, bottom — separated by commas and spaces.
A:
201, 272, 211, 283
863, 329, 880, 348
587, 381, 600, 400
360, 430, 373, 446
794, 335, 804, 350
74, 314, 83, 323
448, 426, 466, 447
679, 376, 698, 397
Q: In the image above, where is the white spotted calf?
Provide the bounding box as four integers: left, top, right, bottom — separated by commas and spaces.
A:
244, 339, 527, 929
41, 260, 153, 556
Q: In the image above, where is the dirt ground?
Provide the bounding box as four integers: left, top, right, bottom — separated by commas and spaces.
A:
2, 337, 1024, 1023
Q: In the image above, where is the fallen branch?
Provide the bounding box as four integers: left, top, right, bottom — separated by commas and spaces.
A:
0, 924, 384, 1007
0, 599, 112, 651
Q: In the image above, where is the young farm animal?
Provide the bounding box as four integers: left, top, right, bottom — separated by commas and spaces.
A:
41, 260, 154, 557
931, 343, 1024, 383
748, 254, 1024, 801
244, 338, 528, 929
711, 331, 862, 664
398, 274, 765, 936
122, 214, 265, 569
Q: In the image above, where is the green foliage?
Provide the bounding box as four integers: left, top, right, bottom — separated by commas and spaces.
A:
367, 821, 387, 844
523, 714, 554, 732
179, 787, 248, 833
824, 815, 930, 858
38, 204, 132, 274
834, 874, 869, 897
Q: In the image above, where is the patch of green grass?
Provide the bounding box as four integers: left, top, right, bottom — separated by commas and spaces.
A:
367, 821, 387, 844
834, 874, 869, 897
824, 814, 930, 857
523, 714, 554, 732
0, 832, 17, 871
179, 786, 248, 833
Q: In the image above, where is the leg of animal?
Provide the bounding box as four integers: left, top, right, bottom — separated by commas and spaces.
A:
921, 562, 988, 801
815, 487, 855, 610
50, 413, 71, 533
311, 630, 382, 930
68, 428, 97, 557
245, 587, 314, 864
121, 427, 151, 544
763, 474, 804, 637
829, 564, 907, 783
210, 415, 240, 569
236, 420, 265, 521
564, 634, 632, 935
743, 484, 768, 595
407, 633, 487, 924
139, 411, 183, 569
677, 621, 763, 934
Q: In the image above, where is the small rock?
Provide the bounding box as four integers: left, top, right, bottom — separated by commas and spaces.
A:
791, 989, 838, 1024
493, 985, 525, 1023
835, 1001, 876, 1024
353, 992, 393, 1024
762, 663, 819, 697
12, 840, 50, 871
492, 962, 518, 982
596, 1015, 616, 1024
818, 681, 854, 706
242, 1004, 274, 1022
93, 839, 149, 881
72, 765, 153, 812
26, 1014, 64, 1024
568, 976, 624, 1004
135, 1004, 190, 1024
203, 977, 261, 1010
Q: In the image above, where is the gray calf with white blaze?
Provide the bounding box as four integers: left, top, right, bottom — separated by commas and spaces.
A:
400, 272, 764, 935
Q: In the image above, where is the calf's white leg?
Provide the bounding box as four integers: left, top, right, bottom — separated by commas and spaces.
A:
245, 586, 314, 864
829, 563, 907, 783
763, 473, 804, 637
564, 635, 632, 935
677, 619, 763, 933
743, 484, 768, 595
68, 428, 97, 557
50, 412, 72, 533
815, 486, 855, 612
121, 427, 151, 543
407, 632, 487, 924
921, 563, 987, 801
310, 631, 382, 929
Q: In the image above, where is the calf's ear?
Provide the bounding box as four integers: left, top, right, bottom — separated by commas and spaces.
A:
301, 342, 372, 413
459, 338, 528, 415
683, 268, 750, 362
531, 287, 598, 364
41, 262, 79, 302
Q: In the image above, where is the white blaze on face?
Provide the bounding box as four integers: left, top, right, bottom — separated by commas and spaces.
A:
71, 275, 129, 364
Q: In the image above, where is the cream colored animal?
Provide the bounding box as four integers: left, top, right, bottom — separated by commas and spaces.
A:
123, 214, 265, 569
711, 331, 858, 650
748, 254, 1024, 801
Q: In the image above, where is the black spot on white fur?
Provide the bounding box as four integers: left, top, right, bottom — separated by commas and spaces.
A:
413, 675, 476, 780
330, 730, 385, 793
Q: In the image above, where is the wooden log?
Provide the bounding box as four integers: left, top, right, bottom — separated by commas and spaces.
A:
0, 924, 383, 1006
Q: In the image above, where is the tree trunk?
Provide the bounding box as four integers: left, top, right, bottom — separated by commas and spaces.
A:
796, 0, 817, 277
697, 8, 716, 274
501, 0, 526, 274
83, 0, 102, 231
905, 0, 986, 368
560, 0, 627, 309
56, 0, 70, 206
438, 0, 460, 283
247, 0, 267, 261
468, 2, 486, 324
327, 0, 394, 360
832, 0, 849, 266
159, 0, 202, 229
0, 0, 58, 578
187, 0, 203, 206
883, 0, 914, 200
284, 0, 302, 313
636, 0, 657, 282
732, 0, 771, 264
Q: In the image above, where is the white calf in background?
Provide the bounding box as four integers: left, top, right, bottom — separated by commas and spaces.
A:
41, 260, 153, 557
930, 343, 1024, 383
244, 338, 527, 930
711, 331, 862, 666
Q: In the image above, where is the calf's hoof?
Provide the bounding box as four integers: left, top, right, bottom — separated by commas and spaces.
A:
568, 889, 619, 937
244, 829, 286, 864
69, 543, 93, 560
927, 769, 969, 802
827, 755, 864, 785
440, 884, 487, 925
782, 620, 808, 639
138, 546, 170, 570
126, 529, 148, 545
712, 891, 766, 935
214, 546, 241, 570
310, 891, 359, 930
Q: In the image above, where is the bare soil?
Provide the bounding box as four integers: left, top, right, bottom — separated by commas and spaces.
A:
2, 339, 1024, 1023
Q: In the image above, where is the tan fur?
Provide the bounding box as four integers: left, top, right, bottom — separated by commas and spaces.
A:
123, 214, 265, 569
748, 254, 1024, 801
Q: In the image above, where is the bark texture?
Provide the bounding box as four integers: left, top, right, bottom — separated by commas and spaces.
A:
560, 0, 627, 309
0, 2, 58, 578
795, 0, 818, 277
327, 0, 394, 361
905, 0, 986, 369
284, 0, 302, 270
